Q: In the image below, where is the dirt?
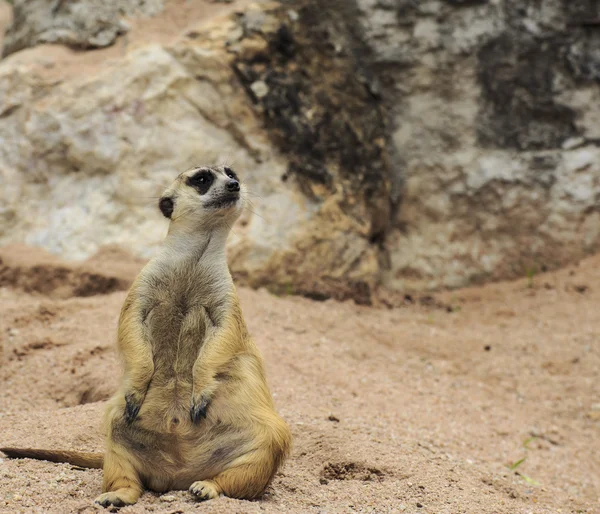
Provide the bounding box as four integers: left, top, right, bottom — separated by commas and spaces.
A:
0, 0, 599, 512
0, 243, 598, 514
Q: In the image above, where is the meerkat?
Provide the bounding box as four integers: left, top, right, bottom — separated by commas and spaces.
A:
1, 165, 292, 507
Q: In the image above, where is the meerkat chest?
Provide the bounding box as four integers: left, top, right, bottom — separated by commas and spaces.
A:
138, 267, 225, 373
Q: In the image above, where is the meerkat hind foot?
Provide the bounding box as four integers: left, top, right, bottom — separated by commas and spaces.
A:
95, 488, 140, 508
189, 480, 221, 501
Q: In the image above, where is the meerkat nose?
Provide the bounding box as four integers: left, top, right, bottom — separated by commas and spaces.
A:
226, 180, 240, 192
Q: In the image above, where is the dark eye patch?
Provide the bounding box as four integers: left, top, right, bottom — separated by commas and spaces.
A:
187, 169, 214, 195
224, 167, 238, 181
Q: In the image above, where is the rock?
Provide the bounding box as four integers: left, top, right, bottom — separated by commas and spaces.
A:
444, 0, 488, 5
2, 0, 600, 300
236, 36, 269, 62
228, 2, 392, 302
562, 137, 586, 151
159, 495, 177, 502
250, 80, 269, 99
354, 0, 600, 291
0, 6, 389, 304
2, 0, 164, 56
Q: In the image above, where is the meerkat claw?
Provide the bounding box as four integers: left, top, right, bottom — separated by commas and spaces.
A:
189, 480, 219, 501
190, 396, 210, 424
95, 492, 128, 508
124, 394, 141, 424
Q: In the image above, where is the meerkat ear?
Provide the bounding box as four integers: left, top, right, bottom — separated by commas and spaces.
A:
159, 197, 174, 219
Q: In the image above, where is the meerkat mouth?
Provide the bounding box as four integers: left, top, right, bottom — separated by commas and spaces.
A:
205, 194, 240, 210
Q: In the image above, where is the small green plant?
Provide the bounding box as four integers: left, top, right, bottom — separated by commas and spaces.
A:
518, 473, 540, 486
507, 442, 540, 486
524, 265, 538, 288
522, 436, 538, 449
508, 456, 526, 471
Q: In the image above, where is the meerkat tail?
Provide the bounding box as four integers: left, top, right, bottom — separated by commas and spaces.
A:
0, 447, 104, 469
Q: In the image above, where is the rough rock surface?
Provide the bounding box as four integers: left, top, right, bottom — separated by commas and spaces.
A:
2, 0, 164, 56
0, 1, 391, 303
354, 0, 600, 290
2, 0, 600, 300
227, 3, 392, 301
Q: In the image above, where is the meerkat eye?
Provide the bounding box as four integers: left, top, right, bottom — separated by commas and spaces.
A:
187, 170, 214, 195
224, 167, 238, 181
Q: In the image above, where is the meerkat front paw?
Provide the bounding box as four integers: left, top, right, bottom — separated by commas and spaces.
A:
124, 392, 144, 424
189, 480, 220, 501
190, 395, 210, 424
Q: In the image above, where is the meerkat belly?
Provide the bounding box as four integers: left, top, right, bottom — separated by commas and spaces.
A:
112, 414, 252, 491
140, 299, 211, 428
111, 292, 259, 490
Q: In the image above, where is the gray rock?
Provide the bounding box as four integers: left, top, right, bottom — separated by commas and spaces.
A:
0, 9, 388, 304
353, 0, 600, 290
2, 0, 164, 56
2, 0, 600, 300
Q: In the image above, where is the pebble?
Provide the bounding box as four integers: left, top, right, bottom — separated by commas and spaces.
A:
160, 495, 177, 502
118, 20, 131, 34
250, 80, 269, 99
227, 26, 244, 44
562, 136, 586, 150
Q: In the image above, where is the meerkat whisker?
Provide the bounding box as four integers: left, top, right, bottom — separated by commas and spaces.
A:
244, 189, 263, 199
242, 200, 267, 222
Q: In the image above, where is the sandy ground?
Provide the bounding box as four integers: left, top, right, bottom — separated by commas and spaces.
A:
0, 243, 598, 514
0, 1, 599, 512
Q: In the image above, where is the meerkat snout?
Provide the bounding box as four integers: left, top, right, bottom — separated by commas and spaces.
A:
226, 179, 240, 192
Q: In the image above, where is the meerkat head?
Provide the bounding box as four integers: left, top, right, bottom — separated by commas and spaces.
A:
158, 165, 245, 230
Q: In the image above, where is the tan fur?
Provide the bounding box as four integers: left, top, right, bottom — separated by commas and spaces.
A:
0, 448, 103, 469
1, 166, 292, 508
